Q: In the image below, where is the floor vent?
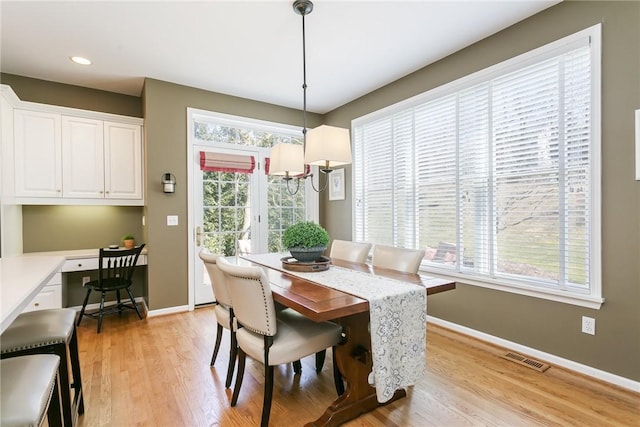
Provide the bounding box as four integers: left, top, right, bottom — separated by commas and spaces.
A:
501, 352, 550, 372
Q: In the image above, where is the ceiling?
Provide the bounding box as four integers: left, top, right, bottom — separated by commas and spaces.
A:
1, 0, 559, 114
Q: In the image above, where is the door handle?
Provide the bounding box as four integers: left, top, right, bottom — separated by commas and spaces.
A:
195, 226, 202, 246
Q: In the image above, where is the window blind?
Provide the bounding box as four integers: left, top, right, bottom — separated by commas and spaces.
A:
353, 26, 599, 300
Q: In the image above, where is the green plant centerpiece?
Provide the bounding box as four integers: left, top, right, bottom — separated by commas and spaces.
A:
282, 221, 329, 263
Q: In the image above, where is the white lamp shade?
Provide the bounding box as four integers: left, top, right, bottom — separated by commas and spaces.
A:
269, 143, 305, 176
304, 125, 352, 167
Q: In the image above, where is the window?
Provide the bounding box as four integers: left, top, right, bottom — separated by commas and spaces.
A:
353, 25, 602, 307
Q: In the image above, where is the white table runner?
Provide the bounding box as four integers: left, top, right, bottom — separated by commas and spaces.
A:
243, 253, 427, 403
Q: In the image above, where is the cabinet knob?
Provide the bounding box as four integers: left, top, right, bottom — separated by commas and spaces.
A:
34, 303, 40, 307
77, 263, 82, 267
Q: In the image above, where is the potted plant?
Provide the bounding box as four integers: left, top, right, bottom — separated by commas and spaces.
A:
122, 234, 135, 249
282, 221, 330, 263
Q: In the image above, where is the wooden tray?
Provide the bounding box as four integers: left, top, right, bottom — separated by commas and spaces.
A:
281, 256, 331, 272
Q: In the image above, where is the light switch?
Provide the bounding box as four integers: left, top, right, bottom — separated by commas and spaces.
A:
167, 215, 179, 226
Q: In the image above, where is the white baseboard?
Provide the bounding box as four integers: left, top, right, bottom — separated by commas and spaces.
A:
146, 305, 189, 318
69, 296, 147, 313
427, 315, 640, 394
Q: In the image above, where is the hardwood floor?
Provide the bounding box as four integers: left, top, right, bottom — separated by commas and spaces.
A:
75, 306, 639, 426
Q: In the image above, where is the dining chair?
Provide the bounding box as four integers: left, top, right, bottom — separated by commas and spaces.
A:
77, 244, 146, 333
217, 257, 343, 427
371, 244, 426, 274
329, 239, 372, 263
198, 250, 237, 388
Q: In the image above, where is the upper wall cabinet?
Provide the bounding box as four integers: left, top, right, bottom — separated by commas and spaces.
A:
4, 90, 144, 206
14, 110, 63, 198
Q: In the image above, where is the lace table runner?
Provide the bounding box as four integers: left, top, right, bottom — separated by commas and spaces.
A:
243, 253, 427, 403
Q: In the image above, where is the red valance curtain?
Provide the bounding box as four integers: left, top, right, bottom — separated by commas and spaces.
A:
264, 157, 310, 177
200, 151, 255, 174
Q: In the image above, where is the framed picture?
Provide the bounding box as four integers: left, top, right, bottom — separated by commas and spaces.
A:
328, 168, 345, 201
636, 109, 640, 180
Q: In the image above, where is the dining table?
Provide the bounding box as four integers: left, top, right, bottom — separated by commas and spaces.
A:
241, 253, 456, 427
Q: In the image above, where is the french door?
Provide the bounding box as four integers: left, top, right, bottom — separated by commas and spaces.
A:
192, 144, 314, 305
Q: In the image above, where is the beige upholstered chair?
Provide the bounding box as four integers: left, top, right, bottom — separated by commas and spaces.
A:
329, 239, 372, 263
217, 257, 343, 427
372, 244, 426, 274
199, 251, 237, 388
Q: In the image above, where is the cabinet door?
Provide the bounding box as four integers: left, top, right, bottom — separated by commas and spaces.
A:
104, 121, 142, 199
62, 116, 104, 198
14, 110, 62, 197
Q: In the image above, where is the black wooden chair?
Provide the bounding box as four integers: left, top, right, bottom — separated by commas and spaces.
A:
77, 244, 145, 333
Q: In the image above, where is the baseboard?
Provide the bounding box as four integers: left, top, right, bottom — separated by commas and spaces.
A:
146, 305, 189, 318
69, 296, 147, 313
427, 315, 640, 394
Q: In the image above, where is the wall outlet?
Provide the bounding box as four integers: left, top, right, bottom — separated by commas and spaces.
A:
582, 316, 595, 335
167, 215, 179, 226
82, 276, 91, 287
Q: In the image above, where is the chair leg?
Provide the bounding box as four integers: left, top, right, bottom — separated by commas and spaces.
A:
69, 325, 85, 414
315, 349, 326, 373
97, 292, 106, 333
261, 365, 275, 427
231, 349, 246, 406
225, 330, 237, 388
332, 346, 344, 396
292, 360, 302, 374
116, 290, 122, 316
47, 371, 64, 427
77, 288, 92, 326
125, 287, 143, 320
55, 344, 74, 427
210, 324, 223, 366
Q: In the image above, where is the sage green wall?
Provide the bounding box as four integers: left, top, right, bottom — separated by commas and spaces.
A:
1, 73, 142, 117
142, 78, 321, 311
324, 1, 640, 381
21, 206, 143, 252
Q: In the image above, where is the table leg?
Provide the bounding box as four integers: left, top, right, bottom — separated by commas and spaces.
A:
305, 311, 406, 427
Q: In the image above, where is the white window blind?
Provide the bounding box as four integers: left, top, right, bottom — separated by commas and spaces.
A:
353, 25, 601, 305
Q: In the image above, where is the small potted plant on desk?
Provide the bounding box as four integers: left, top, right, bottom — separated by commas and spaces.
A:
282, 221, 329, 263
122, 234, 136, 249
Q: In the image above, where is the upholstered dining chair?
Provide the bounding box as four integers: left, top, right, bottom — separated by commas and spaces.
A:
217, 257, 343, 427
198, 250, 237, 388
77, 244, 145, 333
372, 244, 426, 274
329, 239, 372, 264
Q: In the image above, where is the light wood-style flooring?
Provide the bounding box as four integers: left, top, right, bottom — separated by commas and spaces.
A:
75, 306, 639, 426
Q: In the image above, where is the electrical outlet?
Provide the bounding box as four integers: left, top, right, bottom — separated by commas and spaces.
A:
582, 316, 595, 335
82, 276, 91, 287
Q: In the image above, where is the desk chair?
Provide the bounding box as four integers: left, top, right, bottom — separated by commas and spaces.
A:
1, 309, 85, 427
372, 244, 425, 274
77, 244, 145, 333
217, 257, 343, 427
329, 239, 372, 263
0, 355, 63, 427
198, 251, 237, 388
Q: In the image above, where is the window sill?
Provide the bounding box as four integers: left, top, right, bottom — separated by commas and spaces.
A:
420, 268, 604, 310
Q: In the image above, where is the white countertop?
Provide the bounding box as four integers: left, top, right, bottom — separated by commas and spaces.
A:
25, 247, 148, 259
0, 255, 65, 333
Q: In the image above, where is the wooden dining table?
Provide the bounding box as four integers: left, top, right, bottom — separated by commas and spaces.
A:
241, 255, 455, 427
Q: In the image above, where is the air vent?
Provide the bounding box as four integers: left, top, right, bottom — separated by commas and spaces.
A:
501, 352, 550, 372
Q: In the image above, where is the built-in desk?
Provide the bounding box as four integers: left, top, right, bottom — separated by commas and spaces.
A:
21, 247, 148, 312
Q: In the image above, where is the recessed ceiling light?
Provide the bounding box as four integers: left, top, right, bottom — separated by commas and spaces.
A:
70, 56, 92, 65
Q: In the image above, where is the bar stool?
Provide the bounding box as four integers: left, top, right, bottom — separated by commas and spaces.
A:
0, 354, 63, 427
1, 308, 85, 427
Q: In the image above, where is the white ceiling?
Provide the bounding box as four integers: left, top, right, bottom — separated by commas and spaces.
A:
1, 0, 559, 114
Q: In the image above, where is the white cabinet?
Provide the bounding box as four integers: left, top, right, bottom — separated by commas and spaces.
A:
22, 272, 62, 313
104, 121, 143, 200
12, 109, 143, 205
62, 116, 104, 199
14, 110, 62, 197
